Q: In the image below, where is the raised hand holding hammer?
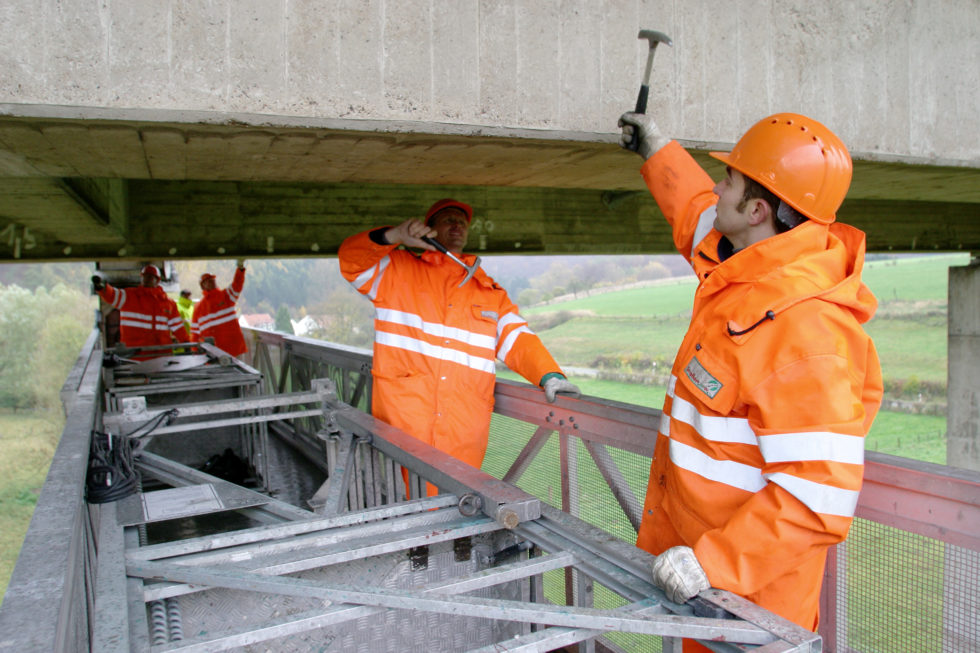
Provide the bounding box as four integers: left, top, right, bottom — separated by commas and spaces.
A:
384, 217, 482, 287
624, 29, 672, 153
383, 218, 438, 251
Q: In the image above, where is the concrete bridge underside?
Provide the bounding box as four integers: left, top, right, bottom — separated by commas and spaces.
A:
0, 0, 978, 262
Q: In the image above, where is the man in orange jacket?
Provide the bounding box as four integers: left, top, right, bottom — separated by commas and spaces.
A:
192, 260, 247, 357
618, 111, 882, 647
339, 199, 580, 494
92, 264, 190, 355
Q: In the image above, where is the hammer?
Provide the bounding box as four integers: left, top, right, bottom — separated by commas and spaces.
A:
421, 236, 481, 287
627, 29, 672, 152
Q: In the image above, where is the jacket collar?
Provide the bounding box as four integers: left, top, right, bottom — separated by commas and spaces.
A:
703, 221, 877, 340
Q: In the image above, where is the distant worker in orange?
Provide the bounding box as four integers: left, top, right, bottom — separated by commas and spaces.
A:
92, 264, 190, 354
339, 199, 580, 494
192, 259, 248, 357
618, 110, 882, 648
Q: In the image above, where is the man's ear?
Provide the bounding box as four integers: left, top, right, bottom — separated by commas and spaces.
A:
747, 198, 773, 227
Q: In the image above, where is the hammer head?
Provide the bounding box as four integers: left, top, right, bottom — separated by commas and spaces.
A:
458, 255, 481, 287
632, 28, 673, 117
638, 29, 672, 49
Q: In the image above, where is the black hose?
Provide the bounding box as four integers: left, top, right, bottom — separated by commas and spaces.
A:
86, 409, 178, 504
86, 430, 140, 503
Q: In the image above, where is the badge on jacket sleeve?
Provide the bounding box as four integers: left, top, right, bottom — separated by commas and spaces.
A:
684, 357, 722, 399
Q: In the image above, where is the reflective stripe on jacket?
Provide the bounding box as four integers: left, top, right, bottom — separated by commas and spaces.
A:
192, 267, 246, 356
338, 229, 563, 472
97, 284, 190, 350
635, 141, 883, 630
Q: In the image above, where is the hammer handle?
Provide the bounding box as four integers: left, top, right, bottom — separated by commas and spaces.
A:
421, 235, 467, 267
421, 235, 478, 287
627, 85, 650, 152
421, 235, 450, 255
635, 85, 649, 115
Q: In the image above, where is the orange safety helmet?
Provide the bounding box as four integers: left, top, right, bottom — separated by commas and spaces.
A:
425, 198, 473, 225
709, 113, 852, 225
140, 264, 161, 279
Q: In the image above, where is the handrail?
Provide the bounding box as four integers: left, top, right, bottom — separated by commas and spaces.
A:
0, 328, 103, 653
242, 328, 980, 550
243, 328, 980, 653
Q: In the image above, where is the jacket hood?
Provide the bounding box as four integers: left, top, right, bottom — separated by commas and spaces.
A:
717, 221, 878, 336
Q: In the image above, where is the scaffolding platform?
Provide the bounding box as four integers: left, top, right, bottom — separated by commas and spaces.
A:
88, 366, 820, 652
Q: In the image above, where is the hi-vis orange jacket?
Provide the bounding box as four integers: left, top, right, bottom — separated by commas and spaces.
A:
192, 267, 246, 357
339, 229, 565, 474
98, 284, 190, 350
635, 142, 883, 631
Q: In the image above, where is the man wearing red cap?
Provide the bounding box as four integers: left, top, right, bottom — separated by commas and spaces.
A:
339, 199, 580, 495
192, 260, 248, 357
92, 264, 190, 354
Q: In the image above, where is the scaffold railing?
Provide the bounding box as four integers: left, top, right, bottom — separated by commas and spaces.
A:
0, 329, 977, 652
244, 328, 980, 653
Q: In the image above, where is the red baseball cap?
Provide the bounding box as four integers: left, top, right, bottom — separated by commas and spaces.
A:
140, 265, 161, 279
199, 273, 216, 284
425, 198, 472, 225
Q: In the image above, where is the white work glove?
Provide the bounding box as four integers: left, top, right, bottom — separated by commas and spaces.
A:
618, 112, 670, 160
236, 258, 246, 269
542, 375, 581, 403
651, 546, 710, 604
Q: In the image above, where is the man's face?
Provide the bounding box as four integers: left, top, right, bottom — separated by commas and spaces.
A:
200, 277, 216, 292
430, 209, 469, 254
141, 273, 160, 288
712, 167, 754, 250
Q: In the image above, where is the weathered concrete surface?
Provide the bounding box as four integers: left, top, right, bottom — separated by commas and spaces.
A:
1, 0, 976, 163
0, 1, 977, 261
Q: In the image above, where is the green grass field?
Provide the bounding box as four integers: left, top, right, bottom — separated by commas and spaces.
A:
0, 410, 61, 599
527, 253, 967, 388
525, 277, 699, 318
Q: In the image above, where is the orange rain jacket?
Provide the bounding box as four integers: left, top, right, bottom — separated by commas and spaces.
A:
339, 229, 565, 475
635, 142, 883, 632
192, 267, 247, 357
97, 283, 190, 351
